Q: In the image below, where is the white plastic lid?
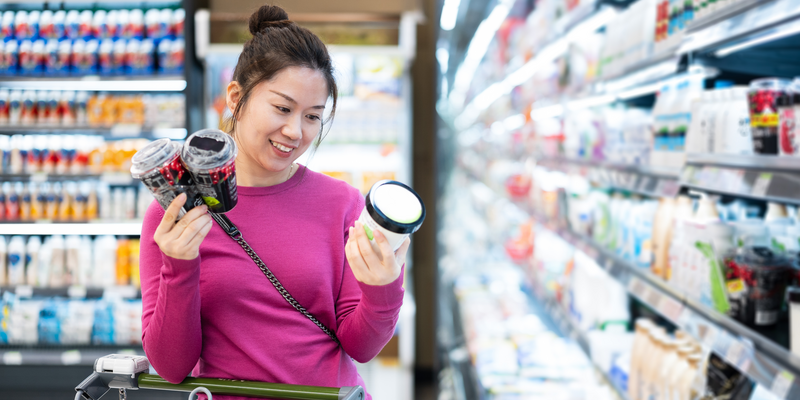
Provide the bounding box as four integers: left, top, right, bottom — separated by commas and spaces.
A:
373, 183, 423, 224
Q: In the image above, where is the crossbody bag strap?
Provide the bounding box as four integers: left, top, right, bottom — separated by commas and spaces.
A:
208, 212, 341, 347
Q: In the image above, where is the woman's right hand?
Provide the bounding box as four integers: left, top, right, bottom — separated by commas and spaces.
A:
153, 193, 214, 260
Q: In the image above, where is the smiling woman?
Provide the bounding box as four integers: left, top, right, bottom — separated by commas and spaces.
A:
137, 5, 410, 400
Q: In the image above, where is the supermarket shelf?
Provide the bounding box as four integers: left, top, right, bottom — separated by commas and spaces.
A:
0, 346, 144, 366
686, 0, 769, 33
531, 218, 800, 400
679, 0, 800, 54
526, 286, 631, 400
538, 157, 682, 198
0, 126, 187, 139
0, 285, 140, 300
0, 77, 187, 92
0, 172, 135, 184
0, 222, 142, 236
681, 154, 800, 205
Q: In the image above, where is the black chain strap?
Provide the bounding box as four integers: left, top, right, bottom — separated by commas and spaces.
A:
208, 212, 341, 346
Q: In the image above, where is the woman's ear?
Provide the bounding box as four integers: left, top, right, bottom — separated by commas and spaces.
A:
226, 81, 242, 117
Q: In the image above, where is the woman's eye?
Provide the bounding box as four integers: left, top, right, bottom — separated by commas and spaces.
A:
275, 106, 290, 113
306, 114, 321, 121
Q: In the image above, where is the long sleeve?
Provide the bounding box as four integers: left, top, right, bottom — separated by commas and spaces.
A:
139, 201, 203, 383
334, 196, 405, 363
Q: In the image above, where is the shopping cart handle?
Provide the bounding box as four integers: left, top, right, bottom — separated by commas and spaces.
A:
137, 374, 365, 400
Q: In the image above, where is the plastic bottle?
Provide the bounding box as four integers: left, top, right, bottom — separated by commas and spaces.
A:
65, 235, 80, 286
717, 87, 754, 154
652, 84, 674, 167
4, 181, 19, 220
116, 238, 130, 285
49, 235, 65, 286
37, 236, 51, 287
24, 236, 40, 286
77, 236, 92, 287
92, 235, 117, 287
7, 235, 25, 285
686, 90, 712, 154
667, 195, 694, 284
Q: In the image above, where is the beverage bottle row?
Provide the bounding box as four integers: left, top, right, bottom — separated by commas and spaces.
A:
0, 91, 185, 127
0, 136, 150, 175
0, 181, 152, 222
0, 9, 184, 42
1, 292, 143, 345
0, 37, 184, 76
628, 319, 704, 400
0, 235, 140, 288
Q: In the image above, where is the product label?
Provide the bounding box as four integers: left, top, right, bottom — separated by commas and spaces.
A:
779, 106, 797, 155
726, 279, 745, 294
752, 113, 779, 127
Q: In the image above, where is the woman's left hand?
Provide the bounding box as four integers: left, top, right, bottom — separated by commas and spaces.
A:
346, 221, 411, 286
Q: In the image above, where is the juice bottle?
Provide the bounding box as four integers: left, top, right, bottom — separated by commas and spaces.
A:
116, 238, 130, 285
629, 319, 655, 400
129, 239, 140, 288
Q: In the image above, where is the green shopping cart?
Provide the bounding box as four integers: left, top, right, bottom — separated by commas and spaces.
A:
74, 354, 364, 400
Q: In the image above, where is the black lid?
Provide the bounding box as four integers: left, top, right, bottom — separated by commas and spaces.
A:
365, 180, 426, 234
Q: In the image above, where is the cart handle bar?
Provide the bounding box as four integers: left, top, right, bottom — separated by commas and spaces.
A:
137, 374, 364, 400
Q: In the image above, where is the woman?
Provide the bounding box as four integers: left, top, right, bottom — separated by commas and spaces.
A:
139, 5, 409, 399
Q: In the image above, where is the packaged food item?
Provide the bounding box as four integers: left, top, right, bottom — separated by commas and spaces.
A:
124, 39, 139, 74
705, 353, 753, 400
130, 138, 201, 216
75, 91, 88, 125
28, 11, 40, 39
44, 182, 58, 218
18, 40, 34, 75
129, 239, 141, 288
135, 39, 154, 74
57, 182, 72, 221
778, 84, 798, 155
19, 182, 31, 220
116, 238, 130, 285
25, 236, 40, 286
4, 181, 18, 220
749, 78, 791, 155
8, 89, 20, 124
78, 10, 92, 39
60, 91, 76, 125
39, 10, 54, 39
7, 236, 25, 285
86, 183, 98, 219
0, 89, 9, 124
181, 129, 239, 213
159, 9, 173, 39
172, 9, 185, 38
30, 182, 43, 220
1, 11, 14, 41
31, 39, 45, 74
358, 180, 425, 251
112, 39, 126, 74
52, 10, 65, 39
91, 10, 107, 40
14, 11, 30, 40
34, 90, 47, 124
65, 235, 81, 285
92, 235, 117, 287
65, 10, 80, 39
55, 40, 71, 76
49, 234, 65, 286
145, 9, 162, 39
3, 40, 16, 75
157, 38, 171, 73
726, 246, 794, 326
129, 9, 144, 39
98, 39, 113, 75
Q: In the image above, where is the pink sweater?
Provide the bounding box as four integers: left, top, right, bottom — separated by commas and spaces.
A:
139, 165, 404, 400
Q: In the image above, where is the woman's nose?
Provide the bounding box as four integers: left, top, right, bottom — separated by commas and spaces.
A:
281, 114, 303, 141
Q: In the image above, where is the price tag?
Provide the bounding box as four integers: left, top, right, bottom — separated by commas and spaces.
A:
752, 173, 773, 197
2, 351, 22, 365
61, 350, 81, 365
68, 286, 87, 299
725, 340, 745, 369
645, 286, 662, 307
656, 295, 684, 322
771, 370, 794, 400
660, 180, 681, 197
15, 285, 33, 298
723, 169, 745, 194
627, 277, 646, 298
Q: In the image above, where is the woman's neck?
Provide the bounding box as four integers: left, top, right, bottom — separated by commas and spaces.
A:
234, 157, 295, 187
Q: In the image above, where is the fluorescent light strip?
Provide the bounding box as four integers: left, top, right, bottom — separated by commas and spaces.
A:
452, 6, 618, 129
617, 82, 662, 99
449, 0, 514, 107
0, 222, 143, 236
715, 20, 800, 57
0, 79, 187, 92
440, 0, 462, 31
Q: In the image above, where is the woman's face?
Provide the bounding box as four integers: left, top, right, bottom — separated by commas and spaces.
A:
228, 66, 328, 178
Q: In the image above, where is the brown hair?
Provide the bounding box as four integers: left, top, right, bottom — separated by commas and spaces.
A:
227, 5, 337, 147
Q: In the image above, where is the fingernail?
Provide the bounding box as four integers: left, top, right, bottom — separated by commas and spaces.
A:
178, 193, 186, 199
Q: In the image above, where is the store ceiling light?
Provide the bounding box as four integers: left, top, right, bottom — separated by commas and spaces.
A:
715, 20, 800, 57
440, 0, 462, 31
449, 0, 515, 108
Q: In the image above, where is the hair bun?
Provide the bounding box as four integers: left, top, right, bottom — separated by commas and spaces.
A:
249, 5, 290, 35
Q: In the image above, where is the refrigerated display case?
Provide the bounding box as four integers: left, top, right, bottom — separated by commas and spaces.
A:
438, 0, 800, 398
